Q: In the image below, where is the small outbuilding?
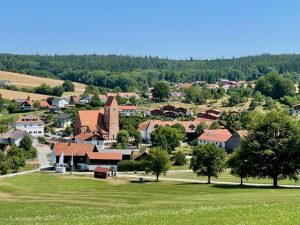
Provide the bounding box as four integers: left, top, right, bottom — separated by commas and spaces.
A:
94, 166, 114, 179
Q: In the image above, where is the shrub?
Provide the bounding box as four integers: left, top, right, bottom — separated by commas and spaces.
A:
171, 151, 187, 166
117, 160, 145, 171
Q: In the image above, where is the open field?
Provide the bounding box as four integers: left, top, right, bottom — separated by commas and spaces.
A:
0, 71, 86, 95
0, 89, 51, 100
0, 173, 300, 225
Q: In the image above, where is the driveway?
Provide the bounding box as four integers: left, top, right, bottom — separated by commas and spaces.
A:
32, 139, 51, 168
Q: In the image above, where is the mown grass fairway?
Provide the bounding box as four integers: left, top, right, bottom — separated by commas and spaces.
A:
0, 173, 299, 225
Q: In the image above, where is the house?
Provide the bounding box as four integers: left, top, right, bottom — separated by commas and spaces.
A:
19, 100, 34, 110
39, 100, 50, 109
293, 104, 300, 115
138, 118, 213, 142
53, 143, 98, 169
150, 109, 164, 116
74, 96, 119, 140
78, 95, 93, 104
18, 99, 49, 110
73, 132, 105, 150
133, 150, 149, 161
197, 109, 222, 120
197, 129, 232, 150
161, 105, 176, 111
94, 167, 115, 179
119, 105, 137, 117
150, 105, 188, 118
86, 152, 122, 171
0, 129, 29, 146
175, 107, 188, 115
0, 80, 11, 87
226, 130, 248, 152
207, 83, 220, 89
13, 115, 44, 137
98, 149, 135, 160
52, 98, 69, 108
54, 113, 73, 128
99, 94, 108, 103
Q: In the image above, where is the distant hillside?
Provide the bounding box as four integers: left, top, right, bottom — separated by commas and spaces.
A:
1, 53, 300, 91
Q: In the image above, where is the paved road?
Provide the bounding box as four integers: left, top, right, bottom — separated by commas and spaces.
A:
32, 140, 51, 168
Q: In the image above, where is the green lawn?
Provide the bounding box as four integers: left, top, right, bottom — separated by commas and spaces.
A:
147, 170, 300, 186
0, 173, 300, 225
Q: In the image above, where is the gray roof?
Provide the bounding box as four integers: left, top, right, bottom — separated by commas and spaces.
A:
0, 129, 28, 140
55, 113, 73, 120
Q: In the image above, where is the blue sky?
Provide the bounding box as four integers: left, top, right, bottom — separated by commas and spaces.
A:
0, 0, 300, 59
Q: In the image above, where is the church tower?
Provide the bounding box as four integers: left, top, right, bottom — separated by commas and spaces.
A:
104, 96, 119, 140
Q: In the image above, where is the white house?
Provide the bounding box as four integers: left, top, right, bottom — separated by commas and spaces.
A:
52, 98, 69, 108
13, 115, 44, 137
197, 129, 232, 149
73, 132, 105, 150
119, 105, 137, 117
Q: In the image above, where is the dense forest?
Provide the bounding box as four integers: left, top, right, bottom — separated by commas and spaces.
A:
1, 53, 300, 92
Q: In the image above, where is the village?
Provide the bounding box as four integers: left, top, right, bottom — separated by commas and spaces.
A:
0, 76, 299, 181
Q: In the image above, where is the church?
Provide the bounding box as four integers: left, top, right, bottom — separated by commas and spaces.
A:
74, 96, 119, 140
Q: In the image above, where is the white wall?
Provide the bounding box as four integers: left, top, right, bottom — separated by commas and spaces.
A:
14, 123, 44, 137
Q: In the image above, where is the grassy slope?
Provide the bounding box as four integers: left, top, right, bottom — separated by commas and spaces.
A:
0, 173, 299, 225
0, 71, 86, 98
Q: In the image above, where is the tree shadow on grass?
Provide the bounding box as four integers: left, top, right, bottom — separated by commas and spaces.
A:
174, 182, 300, 189
129, 179, 158, 184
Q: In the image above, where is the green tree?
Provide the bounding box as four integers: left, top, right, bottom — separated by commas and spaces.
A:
34, 101, 40, 109
150, 126, 184, 153
209, 121, 220, 130
171, 151, 187, 166
152, 81, 170, 101
227, 148, 250, 185
248, 99, 258, 110
145, 147, 171, 181
7, 145, 26, 172
20, 135, 32, 151
129, 128, 142, 147
0, 152, 9, 175
62, 80, 75, 92
190, 143, 225, 184
239, 111, 300, 187
90, 94, 102, 107
171, 123, 186, 139
117, 130, 129, 149
195, 122, 207, 136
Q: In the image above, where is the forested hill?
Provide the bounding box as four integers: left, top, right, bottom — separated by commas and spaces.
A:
1, 53, 300, 92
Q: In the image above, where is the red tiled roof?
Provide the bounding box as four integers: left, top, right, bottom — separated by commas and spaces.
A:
119, 105, 137, 110
39, 101, 49, 108
99, 94, 108, 100
73, 132, 104, 141
87, 152, 122, 160
197, 129, 232, 142
94, 166, 110, 173
77, 110, 105, 132
54, 143, 96, 156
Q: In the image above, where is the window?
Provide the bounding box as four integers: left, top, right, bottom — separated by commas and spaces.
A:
38, 131, 42, 134
34, 131, 37, 134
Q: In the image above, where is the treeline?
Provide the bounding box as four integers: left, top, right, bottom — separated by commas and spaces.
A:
2, 54, 300, 91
